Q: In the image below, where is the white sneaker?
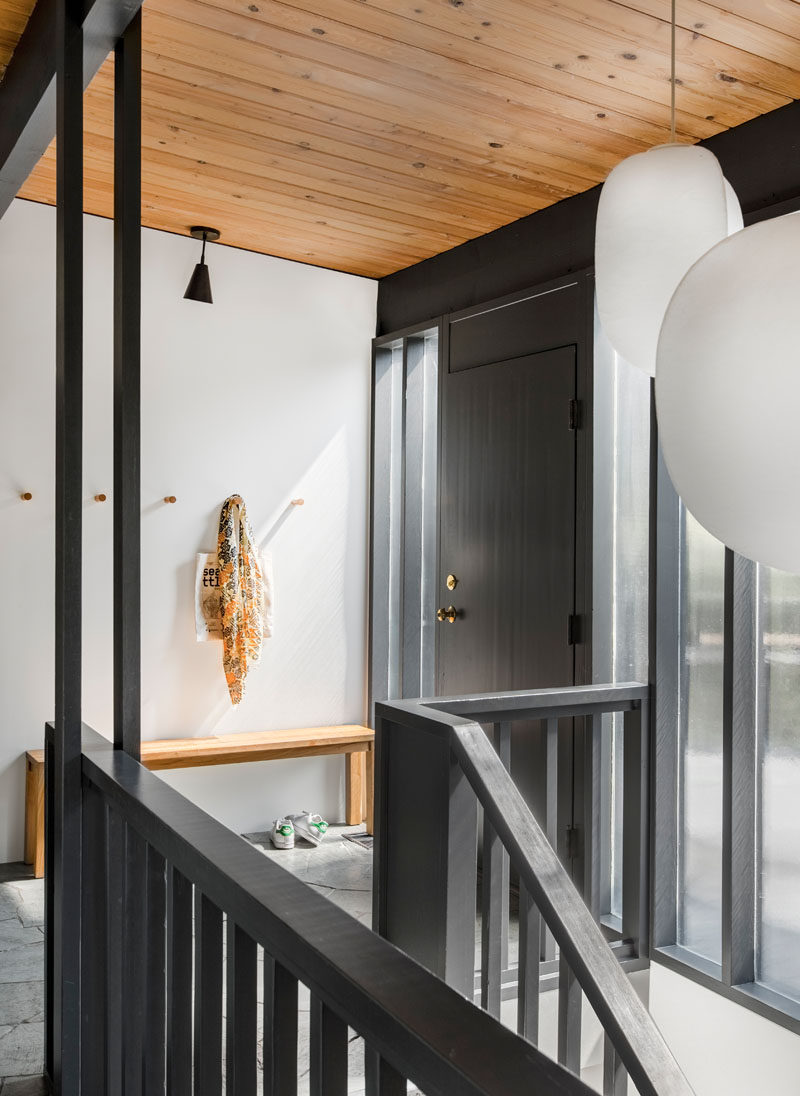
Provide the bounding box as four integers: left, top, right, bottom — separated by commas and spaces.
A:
270, 818, 295, 850
289, 811, 329, 847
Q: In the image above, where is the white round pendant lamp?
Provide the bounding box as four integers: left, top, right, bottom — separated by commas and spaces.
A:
595, 144, 734, 376
593, 0, 742, 376
656, 211, 800, 574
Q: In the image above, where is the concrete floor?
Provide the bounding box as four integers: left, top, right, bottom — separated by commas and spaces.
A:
246, 824, 423, 1095
0, 866, 47, 1095
0, 826, 411, 1094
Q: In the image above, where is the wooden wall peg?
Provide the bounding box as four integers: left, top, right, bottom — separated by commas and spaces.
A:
291, 498, 305, 506
94, 493, 107, 502
20, 492, 32, 501
164, 496, 177, 504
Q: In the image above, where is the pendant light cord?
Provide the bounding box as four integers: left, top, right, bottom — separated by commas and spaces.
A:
670, 0, 677, 142
201, 232, 207, 264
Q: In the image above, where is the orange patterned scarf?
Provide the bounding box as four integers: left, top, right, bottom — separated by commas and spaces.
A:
217, 495, 265, 705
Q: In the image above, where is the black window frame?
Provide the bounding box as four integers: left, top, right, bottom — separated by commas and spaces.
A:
651, 434, 800, 1035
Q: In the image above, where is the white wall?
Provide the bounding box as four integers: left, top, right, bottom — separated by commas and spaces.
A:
0, 197, 377, 862
649, 963, 800, 1095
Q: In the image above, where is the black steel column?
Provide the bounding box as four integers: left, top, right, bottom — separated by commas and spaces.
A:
53, 0, 84, 1090
113, 10, 142, 759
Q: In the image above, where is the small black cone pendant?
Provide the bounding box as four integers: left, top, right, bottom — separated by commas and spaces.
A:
184, 259, 212, 303
184, 226, 220, 303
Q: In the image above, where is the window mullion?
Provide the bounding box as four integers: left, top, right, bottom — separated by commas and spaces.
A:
652, 436, 681, 951
722, 550, 757, 987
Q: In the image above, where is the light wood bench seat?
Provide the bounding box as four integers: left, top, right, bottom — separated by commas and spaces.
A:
25, 724, 374, 878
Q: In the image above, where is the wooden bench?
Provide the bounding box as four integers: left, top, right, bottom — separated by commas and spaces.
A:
25, 724, 374, 879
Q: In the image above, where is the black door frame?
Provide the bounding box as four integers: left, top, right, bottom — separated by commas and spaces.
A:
435, 270, 595, 694
369, 270, 594, 711
369, 269, 596, 896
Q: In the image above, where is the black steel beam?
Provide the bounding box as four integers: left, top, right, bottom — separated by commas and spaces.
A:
113, 9, 142, 757
0, 0, 143, 218
52, 1, 84, 1090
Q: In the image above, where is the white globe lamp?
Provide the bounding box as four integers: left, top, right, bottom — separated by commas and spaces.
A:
656, 211, 800, 573
595, 144, 737, 376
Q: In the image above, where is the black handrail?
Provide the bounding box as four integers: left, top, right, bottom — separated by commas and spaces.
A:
74, 724, 595, 1096
428, 682, 650, 722
375, 685, 693, 1096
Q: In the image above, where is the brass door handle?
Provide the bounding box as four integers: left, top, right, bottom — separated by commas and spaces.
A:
437, 606, 458, 624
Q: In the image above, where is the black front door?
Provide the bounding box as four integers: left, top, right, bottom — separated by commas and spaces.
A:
437, 344, 578, 697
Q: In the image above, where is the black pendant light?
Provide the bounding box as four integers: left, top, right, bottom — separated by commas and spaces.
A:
184, 226, 220, 303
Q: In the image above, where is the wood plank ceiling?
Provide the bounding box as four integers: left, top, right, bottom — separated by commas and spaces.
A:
1, 0, 799, 277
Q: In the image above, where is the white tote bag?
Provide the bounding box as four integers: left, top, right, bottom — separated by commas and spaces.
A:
195, 550, 273, 642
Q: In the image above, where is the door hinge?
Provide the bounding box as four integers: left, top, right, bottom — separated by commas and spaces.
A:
565, 825, 581, 861
567, 613, 581, 645
568, 398, 580, 430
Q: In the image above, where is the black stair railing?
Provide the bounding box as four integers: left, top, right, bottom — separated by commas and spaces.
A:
45, 720, 602, 1096
374, 684, 694, 1096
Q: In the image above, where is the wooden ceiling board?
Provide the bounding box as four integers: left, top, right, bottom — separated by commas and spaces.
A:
296, 0, 792, 122
130, 82, 580, 211
2, 0, 799, 277
138, 40, 630, 186
137, 48, 610, 184
144, 8, 656, 169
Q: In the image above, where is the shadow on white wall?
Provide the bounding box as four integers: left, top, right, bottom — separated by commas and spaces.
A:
0, 198, 376, 858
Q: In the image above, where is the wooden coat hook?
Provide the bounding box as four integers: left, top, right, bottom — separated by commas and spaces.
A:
164, 495, 177, 504
94, 493, 107, 502
20, 492, 32, 501
290, 498, 305, 507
